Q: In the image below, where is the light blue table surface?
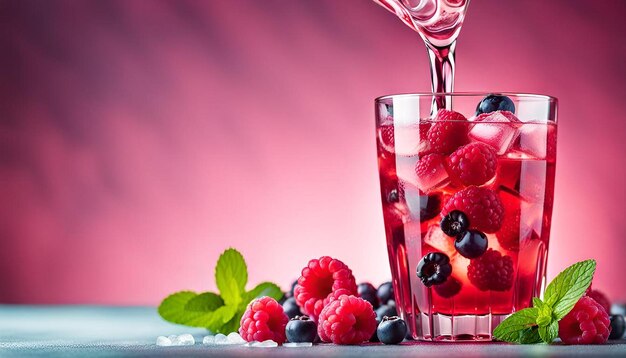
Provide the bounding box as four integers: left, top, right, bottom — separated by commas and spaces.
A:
1, 305, 624, 357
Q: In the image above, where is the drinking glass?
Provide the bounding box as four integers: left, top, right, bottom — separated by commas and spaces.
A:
375, 93, 557, 341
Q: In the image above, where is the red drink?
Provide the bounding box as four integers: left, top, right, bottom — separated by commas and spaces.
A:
376, 93, 557, 341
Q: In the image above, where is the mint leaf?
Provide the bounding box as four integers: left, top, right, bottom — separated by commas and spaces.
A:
536, 304, 553, 327
243, 282, 283, 303
158, 291, 198, 325
158, 247, 283, 334
158, 291, 237, 329
219, 314, 242, 334
532, 297, 544, 309
519, 326, 542, 344
538, 319, 559, 344
543, 259, 596, 319
493, 307, 539, 343
215, 248, 248, 306
185, 292, 223, 312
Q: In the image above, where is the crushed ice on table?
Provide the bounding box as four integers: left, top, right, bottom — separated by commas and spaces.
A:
469, 111, 521, 155
214, 333, 228, 344
168, 335, 180, 345
157, 334, 195, 346
202, 335, 215, 345
176, 333, 195, 346
226, 332, 246, 344
283, 342, 313, 348
156, 336, 172, 347
245, 340, 279, 348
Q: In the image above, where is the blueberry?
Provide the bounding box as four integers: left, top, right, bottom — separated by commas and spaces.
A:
377, 281, 394, 305
377, 316, 407, 345
375, 304, 398, 323
475, 94, 515, 115
282, 297, 302, 319
289, 280, 298, 296
387, 189, 400, 203
420, 194, 442, 222
285, 315, 317, 343
455, 230, 488, 258
416, 252, 452, 287
440, 210, 469, 237
358, 282, 380, 309
609, 315, 625, 340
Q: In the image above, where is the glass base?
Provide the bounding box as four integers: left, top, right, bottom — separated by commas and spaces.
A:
412, 313, 509, 341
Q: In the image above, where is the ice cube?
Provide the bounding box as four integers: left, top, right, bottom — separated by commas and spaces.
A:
169, 335, 180, 345
394, 124, 424, 156
249, 340, 278, 347
214, 333, 228, 344
283, 342, 313, 347
469, 111, 521, 155
226, 332, 246, 344
202, 335, 215, 345
156, 336, 172, 347
177, 333, 195, 346
514, 123, 548, 159
449, 255, 471, 284
423, 225, 456, 257
414, 154, 450, 193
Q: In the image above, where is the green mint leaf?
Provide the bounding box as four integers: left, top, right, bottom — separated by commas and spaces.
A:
215, 248, 248, 306
519, 326, 542, 344
538, 319, 559, 344
204, 305, 238, 332
158, 291, 237, 329
536, 304, 553, 327
532, 297, 544, 309
184, 292, 224, 312
543, 259, 596, 320
219, 314, 242, 334
243, 282, 284, 304
493, 307, 539, 343
158, 291, 199, 325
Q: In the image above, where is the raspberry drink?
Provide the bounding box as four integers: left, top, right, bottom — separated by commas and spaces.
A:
376, 94, 557, 341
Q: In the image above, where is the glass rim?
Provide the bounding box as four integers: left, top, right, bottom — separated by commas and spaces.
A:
375, 92, 557, 103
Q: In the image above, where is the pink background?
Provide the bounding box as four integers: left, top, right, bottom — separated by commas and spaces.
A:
1, 0, 624, 304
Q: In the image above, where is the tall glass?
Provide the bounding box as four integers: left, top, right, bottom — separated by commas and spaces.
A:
375, 93, 557, 341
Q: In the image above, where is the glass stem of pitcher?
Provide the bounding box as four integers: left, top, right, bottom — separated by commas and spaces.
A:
426, 41, 456, 111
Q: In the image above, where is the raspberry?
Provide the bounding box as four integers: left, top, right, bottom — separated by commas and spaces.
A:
446, 142, 497, 186
433, 276, 462, 298
427, 109, 469, 154
558, 296, 611, 344
467, 249, 514, 291
496, 206, 521, 251
294, 256, 357, 322
317, 295, 377, 345
586, 289, 611, 314
441, 186, 504, 233
239, 296, 289, 344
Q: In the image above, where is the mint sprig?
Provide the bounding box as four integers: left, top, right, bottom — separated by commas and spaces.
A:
158, 248, 283, 333
493, 259, 596, 344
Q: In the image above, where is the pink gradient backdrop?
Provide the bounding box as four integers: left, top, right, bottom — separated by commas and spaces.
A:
1, 0, 624, 304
